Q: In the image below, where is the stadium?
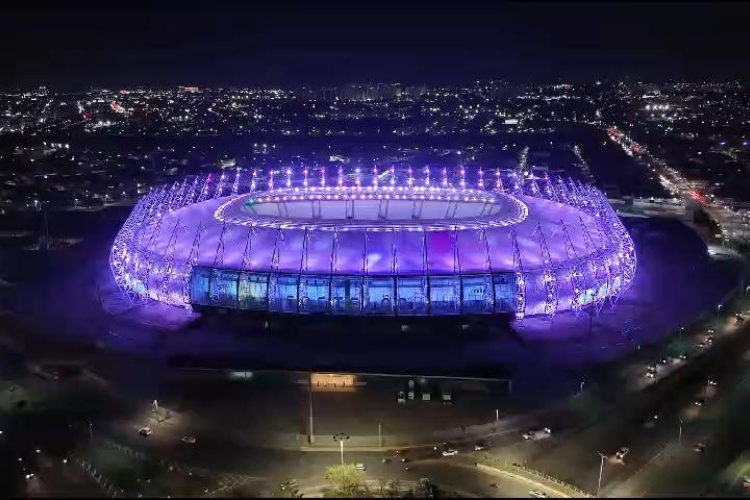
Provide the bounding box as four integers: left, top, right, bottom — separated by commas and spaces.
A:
109, 167, 636, 319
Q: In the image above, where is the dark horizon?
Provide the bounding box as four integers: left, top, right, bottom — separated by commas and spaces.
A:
3, 2, 750, 90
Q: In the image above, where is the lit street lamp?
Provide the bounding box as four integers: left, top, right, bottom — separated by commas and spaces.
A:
333, 433, 350, 466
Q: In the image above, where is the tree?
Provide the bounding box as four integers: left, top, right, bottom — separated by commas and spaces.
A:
324, 464, 367, 497
384, 479, 401, 498
413, 477, 438, 498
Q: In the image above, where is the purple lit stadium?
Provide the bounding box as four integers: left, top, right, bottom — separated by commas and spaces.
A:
109, 166, 636, 320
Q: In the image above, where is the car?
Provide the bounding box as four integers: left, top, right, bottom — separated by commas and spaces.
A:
679, 352, 689, 361
694, 399, 704, 407
181, 435, 196, 444
522, 428, 552, 440
646, 371, 656, 379
355, 463, 366, 471
615, 447, 630, 460
433, 442, 447, 451
647, 364, 658, 372
708, 379, 718, 386
441, 449, 458, 457
696, 342, 706, 349
382, 458, 390, 464
530, 491, 549, 498
138, 426, 152, 437
707, 328, 715, 334
401, 458, 409, 463
490, 483, 498, 488
693, 443, 706, 453
474, 442, 489, 451
706, 336, 715, 345
658, 357, 669, 365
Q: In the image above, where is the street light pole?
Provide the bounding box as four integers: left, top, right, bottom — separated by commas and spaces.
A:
678, 418, 683, 444
333, 433, 349, 466
308, 372, 315, 445
89, 421, 93, 442
580, 381, 585, 394
596, 451, 607, 497
378, 421, 382, 449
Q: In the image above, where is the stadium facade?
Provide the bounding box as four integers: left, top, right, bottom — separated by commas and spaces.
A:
110, 167, 636, 319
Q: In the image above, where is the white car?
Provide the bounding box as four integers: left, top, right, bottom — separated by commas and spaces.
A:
181, 435, 196, 444
530, 491, 549, 498
522, 427, 552, 440
138, 426, 152, 437
355, 463, 366, 471
615, 447, 630, 460
441, 449, 458, 457
474, 442, 489, 451
708, 379, 718, 386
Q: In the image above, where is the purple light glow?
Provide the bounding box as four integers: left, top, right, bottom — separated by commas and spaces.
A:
110, 169, 636, 319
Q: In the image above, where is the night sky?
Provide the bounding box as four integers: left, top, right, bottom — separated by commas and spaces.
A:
3, 2, 749, 89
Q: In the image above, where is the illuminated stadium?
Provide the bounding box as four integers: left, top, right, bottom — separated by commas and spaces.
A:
109, 166, 636, 319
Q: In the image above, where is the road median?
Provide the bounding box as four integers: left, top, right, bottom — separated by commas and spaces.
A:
475, 455, 593, 498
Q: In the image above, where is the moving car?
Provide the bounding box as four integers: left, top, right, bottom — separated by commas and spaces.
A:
441, 449, 458, 457
138, 426, 152, 437
615, 447, 630, 460
708, 379, 718, 386
694, 399, 704, 407
693, 443, 706, 453
355, 463, 366, 471
181, 435, 196, 444
696, 341, 706, 349
706, 335, 715, 345
522, 427, 552, 440
474, 441, 489, 451
530, 491, 549, 498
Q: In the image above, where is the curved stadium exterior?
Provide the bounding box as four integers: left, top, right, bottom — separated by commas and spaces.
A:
110, 167, 636, 320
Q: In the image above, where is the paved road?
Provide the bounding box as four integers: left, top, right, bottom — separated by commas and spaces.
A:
509, 310, 750, 497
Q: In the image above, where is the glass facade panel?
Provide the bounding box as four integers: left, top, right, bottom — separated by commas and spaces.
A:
209, 270, 239, 308
363, 276, 394, 315
189, 267, 212, 306
429, 276, 460, 315
493, 273, 516, 313
268, 274, 299, 312
396, 277, 428, 315
461, 275, 493, 314
238, 272, 268, 310
299, 275, 330, 313
330, 276, 362, 314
